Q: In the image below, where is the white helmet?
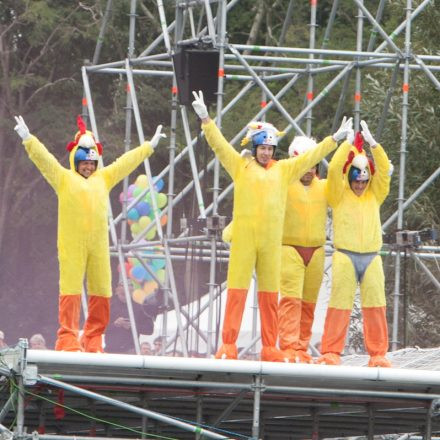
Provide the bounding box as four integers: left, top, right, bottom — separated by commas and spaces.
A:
288, 136, 317, 157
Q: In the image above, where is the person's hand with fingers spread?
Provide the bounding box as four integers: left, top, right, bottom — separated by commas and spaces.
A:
14, 115, 31, 141
332, 116, 353, 142
191, 90, 209, 122
360, 120, 377, 148
149, 124, 167, 149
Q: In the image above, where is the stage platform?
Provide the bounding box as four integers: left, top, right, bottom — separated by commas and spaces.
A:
1, 344, 440, 439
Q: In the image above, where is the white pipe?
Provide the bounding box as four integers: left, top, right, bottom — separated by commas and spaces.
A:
25, 350, 440, 388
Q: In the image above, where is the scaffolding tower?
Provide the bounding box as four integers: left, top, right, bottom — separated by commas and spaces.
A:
2, 1, 440, 439
78, 0, 440, 358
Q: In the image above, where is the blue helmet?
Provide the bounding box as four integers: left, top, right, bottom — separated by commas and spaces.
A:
74, 147, 99, 169
241, 122, 283, 157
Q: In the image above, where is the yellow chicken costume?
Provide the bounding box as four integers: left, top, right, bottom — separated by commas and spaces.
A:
278, 137, 328, 363
202, 120, 337, 361
318, 131, 391, 367
22, 116, 154, 352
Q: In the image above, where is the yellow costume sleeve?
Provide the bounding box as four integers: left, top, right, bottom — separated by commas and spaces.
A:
101, 141, 154, 189
202, 120, 242, 180
370, 144, 391, 205
222, 221, 233, 243
23, 135, 65, 193
325, 140, 352, 207
282, 136, 337, 183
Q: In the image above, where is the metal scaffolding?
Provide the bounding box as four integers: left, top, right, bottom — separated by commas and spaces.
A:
77, 0, 440, 359
3, 343, 440, 438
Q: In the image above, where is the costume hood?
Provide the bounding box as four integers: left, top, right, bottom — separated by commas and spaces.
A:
66, 115, 103, 172
343, 132, 375, 186
240, 121, 284, 155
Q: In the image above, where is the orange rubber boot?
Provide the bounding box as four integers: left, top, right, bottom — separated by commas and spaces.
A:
294, 300, 316, 363
297, 300, 316, 352
81, 296, 110, 353
215, 289, 247, 359
55, 295, 82, 352
363, 306, 391, 368
316, 352, 341, 365
317, 307, 351, 365
278, 297, 301, 362
278, 297, 302, 350
259, 292, 287, 362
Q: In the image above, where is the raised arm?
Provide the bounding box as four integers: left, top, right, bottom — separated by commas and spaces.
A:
325, 140, 352, 207
284, 116, 352, 183
202, 120, 242, 179
192, 90, 241, 179
101, 125, 165, 189
14, 116, 64, 192
360, 120, 391, 204
284, 135, 337, 182
370, 144, 391, 204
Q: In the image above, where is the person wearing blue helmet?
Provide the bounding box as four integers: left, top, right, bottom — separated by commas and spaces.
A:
14, 114, 166, 352
191, 90, 352, 362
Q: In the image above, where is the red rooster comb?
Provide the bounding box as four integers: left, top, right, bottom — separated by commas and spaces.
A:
66, 115, 103, 155
353, 131, 364, 152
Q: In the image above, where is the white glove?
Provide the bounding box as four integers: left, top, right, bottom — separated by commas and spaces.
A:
346, 128, 355, 145
149, 124, 167, 149
191, 90, 209, 120
332, 116, 353, 142
388, 160, 394, 176
14, 115, 31, 141
360, 120, 377, 147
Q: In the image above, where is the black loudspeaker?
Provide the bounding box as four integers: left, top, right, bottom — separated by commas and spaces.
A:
173, 47, 219, 105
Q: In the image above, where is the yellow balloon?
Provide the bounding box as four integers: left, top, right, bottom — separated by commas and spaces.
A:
132, 288, 147, 304
156, 193, 167, 209
135, 174, 149, 189
143, 280, 158, 295
156, 268, 165, 283
146, 226, 157, 240
138, 215, 151, 230
130, 223, 141, 238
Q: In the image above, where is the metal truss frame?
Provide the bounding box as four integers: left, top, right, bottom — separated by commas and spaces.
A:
2, 343, 440, 439
78, 0, 440, 361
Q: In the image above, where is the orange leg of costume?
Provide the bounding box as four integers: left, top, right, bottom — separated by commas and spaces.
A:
363, 306, 391, 367
294, 300, 316, 363
317, 251, 356, 365
215, 288, 248, 359
319, 307, 352, 364
278, 296, 302, 350
278, 297, 302, 360
55, 295, 82, 351
81, 295, 110, 353
360, 256, 391, 367
259, 291, 287, 362
297, 301, 316, 351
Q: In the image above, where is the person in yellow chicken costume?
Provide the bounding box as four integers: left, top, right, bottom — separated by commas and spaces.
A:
317, 120, 392, 367
13, 115, 166, 352
191, 90, 352, 362
278, 136, 329, 364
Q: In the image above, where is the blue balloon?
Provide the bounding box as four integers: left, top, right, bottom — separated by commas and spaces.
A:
127, 208, 140, 221
143, 269, 153, 281
136, 201, 150, 217
132, 265, 147, 281
154, 178, 165, 192
152, 258, 166, 271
